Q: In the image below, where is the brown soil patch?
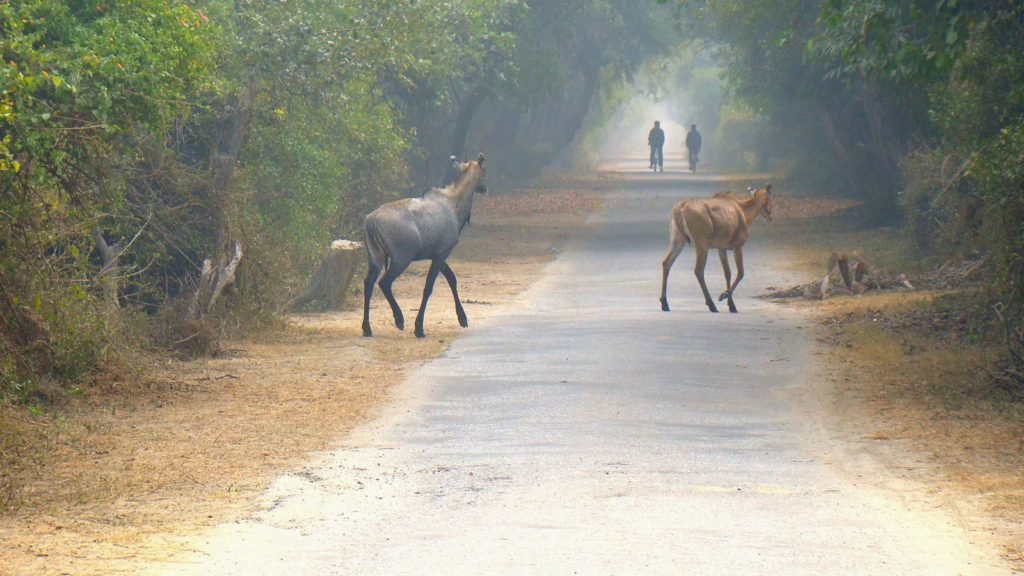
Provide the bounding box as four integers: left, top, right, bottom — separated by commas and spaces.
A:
0, 182, 604, 576
813, 293, 1024, 569
4, 179, 1021, 573
765, 196, 1024, 570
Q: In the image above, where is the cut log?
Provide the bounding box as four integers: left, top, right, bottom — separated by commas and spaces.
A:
289, 240, 363, 312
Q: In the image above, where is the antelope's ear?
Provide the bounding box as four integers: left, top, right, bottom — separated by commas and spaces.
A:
449, 155, 460, 168
477, 152, 485, 167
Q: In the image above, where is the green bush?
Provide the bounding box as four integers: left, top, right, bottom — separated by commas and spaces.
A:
714, 104, 771, 173
900, 146, 981, 257
973, 121, 1024, 391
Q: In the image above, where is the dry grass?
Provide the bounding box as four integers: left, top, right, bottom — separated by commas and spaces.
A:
5, 181, 1020, 571
766, 193, 1024, 569
0, 185, 602, 576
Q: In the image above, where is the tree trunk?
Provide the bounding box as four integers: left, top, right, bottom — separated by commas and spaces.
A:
204, 78, 257, 307
553, 64, 601, 151
288, 240, 363, 312
480, 104, 524, 166
817, 110, 854, 169
188, 241, 243, 320
859, 81, 903, 215
210, 76, 259, 192
451, 88, 490, 160
494, 106, 522, 147
91, 229, 122, 309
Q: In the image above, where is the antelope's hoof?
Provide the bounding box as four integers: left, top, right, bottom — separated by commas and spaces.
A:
414, 329, 426, 339
458, 317, 469, 328
708, 303, 719, 313
395, 319, 405, 330
718, 291, 731, 302
362, 329, 373, 338
729, 306, 738, 313
660, 298, 670, 312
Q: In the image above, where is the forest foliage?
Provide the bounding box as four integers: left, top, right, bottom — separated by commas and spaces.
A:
666, 0, 1024, 390
0, 0, 675, 401
2, 0, 1023, 401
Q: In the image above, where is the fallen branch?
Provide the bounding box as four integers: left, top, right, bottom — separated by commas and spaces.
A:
188, 241, 243, 320
763, 254, 984, 301
91, 229, 123, 309
91, 215, 151, 310
763, 251, 915, 300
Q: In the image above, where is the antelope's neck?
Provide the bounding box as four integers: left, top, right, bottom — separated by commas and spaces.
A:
454, 190, 476, 231
740, 195, 766, 224
444, 173, 480, 229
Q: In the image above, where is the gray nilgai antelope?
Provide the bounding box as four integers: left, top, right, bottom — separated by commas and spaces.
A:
362, 153, 487, 338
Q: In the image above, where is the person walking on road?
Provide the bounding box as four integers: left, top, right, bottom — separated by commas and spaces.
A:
685, 123, 702, 173
648, 121, 665, 172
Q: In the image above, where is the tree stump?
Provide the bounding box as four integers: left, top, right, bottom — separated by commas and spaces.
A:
289, 240, 363, 312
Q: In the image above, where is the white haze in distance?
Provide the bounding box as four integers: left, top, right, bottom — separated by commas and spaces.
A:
596, 97, 688, 168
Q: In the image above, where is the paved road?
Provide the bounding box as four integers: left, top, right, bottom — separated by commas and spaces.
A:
156, 169, 1006, 575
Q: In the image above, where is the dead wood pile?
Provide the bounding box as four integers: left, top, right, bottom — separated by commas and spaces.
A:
762, 252, 985, 300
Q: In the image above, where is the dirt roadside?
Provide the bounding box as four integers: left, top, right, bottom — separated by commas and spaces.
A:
810, 293, 1024, 571
0, 179, 605, 576
0, 176, 1020, 574
760, 195, 1024, 571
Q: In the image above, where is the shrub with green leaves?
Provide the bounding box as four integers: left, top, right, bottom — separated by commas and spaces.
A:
0, 0, 218, 397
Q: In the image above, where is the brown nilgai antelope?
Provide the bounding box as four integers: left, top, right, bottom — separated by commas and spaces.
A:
659, 184, 773, 313
362, 153, 487, 338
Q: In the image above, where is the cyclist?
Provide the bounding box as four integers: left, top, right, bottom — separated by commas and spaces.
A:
648, 121, 665, 172
685, 124, 702, 173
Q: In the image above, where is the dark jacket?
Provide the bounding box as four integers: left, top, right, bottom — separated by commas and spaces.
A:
648, 127, 665, 147
685, 129, 702, 151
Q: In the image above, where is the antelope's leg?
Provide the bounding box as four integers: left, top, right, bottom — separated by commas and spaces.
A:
660, 214, 688, 312
718, 248, 732, 300
378, 261, 409, 331
724, 247, 744, 313
694, 246, 718, 313
362, 260, 381, 337
414, 260, 444, 338
439, 263, 468, 328
660, 242, 685, 312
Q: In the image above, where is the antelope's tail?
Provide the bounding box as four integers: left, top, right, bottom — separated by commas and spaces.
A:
669, 200, 692, 249
364, 217, 392, 272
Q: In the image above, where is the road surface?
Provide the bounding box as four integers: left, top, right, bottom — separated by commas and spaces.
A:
155, 167, 1007, 575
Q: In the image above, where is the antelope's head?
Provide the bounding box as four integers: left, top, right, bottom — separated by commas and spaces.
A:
450, 153, 488, 194
755, 184, 773, 221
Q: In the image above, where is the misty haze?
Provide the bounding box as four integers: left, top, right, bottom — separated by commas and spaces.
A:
2, 1, 1022, 574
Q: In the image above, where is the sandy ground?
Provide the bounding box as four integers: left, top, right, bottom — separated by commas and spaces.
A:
0, 180, 604, 576
1, 173, 1021, 574
810, 293, 1024, 569
758, 195, 1024, 570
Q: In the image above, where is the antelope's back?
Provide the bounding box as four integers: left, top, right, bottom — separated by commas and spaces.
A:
691, 197, 748, 249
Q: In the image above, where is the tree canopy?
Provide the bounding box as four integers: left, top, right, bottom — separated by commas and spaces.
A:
3, 0, 1023, 397
0, 0, 677, 399
664, 0, 1024, 381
